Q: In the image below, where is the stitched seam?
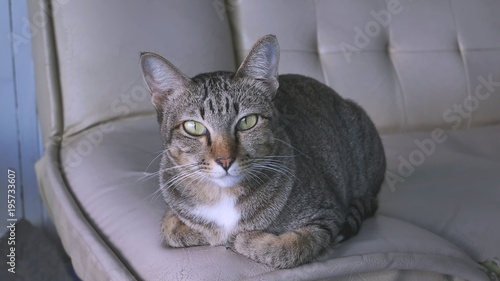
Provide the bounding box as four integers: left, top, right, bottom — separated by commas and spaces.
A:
387, 18, 408, 132
313, 0, 330, 86
450, 0, 473, 129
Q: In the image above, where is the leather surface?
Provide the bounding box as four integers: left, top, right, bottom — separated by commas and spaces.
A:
378, 125, 500, 262
35, 141, 136, 281
27, 0, 63, 145
229, 0, 500, 133
29, 0, 500, 280
49, 0, 236, 138
54, 116, 496, 280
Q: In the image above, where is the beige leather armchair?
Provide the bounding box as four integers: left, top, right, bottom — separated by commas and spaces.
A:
30, 0, 500, 280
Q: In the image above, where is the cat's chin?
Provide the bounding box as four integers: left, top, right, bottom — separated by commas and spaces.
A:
210, 175, 242, 188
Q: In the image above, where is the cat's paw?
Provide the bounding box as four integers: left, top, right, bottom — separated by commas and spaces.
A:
233, 227, 330, 269
161, 211, 208, 248
233, 231, 297, 269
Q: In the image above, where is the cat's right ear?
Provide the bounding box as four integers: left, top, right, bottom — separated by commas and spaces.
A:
140, 52, 192, 111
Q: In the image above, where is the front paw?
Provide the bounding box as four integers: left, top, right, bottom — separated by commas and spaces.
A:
161, 211, 207, 248
233, 228, 329, 269
233, 231, 288, 268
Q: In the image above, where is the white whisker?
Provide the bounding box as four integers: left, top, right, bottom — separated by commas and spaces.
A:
273, 137, 308, 158
245, 170, 266, 185
261, 155, 299, 159
251, 158, 301, 183
143, 151, 164, 173
138, 163, 196, 182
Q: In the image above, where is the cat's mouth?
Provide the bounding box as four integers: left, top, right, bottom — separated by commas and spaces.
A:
206, 160, 243, 188
210, 174, 242, 188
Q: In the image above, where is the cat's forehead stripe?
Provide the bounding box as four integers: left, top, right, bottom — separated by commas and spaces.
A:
193, 75, 234, 115
205, 96, 233, 115
233, 103, 239, 115
225, 97, 230, 113
208, 99, 215, 114
199, 106, 205, 119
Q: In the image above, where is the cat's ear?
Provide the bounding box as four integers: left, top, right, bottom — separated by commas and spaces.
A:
235, 35, 280, 93
140, 52, 192, 111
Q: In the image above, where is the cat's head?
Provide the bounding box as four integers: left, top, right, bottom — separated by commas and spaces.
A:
140, 35, 283, 188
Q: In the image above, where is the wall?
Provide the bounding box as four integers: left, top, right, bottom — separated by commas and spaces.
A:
0, 0, 50, 236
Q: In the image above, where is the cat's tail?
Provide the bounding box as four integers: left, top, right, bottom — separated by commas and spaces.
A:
336, 196, 378, 243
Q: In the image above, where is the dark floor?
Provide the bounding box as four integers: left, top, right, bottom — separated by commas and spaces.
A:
0, 219, 80, 281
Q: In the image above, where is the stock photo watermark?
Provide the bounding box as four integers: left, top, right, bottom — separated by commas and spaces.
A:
5, 169, 17, 274
385, 74, 500, 191
339, 0, 409, 63
8, 0, 71, 54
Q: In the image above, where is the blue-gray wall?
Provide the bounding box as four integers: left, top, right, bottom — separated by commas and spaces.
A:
0, 0, 48, 236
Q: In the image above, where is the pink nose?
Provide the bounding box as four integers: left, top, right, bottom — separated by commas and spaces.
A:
215, 157, 235, 171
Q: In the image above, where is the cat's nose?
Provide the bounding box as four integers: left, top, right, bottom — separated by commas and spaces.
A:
215, 156, 235, 171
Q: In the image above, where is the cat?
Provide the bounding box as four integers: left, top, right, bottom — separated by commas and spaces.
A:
140, 35, 386, 269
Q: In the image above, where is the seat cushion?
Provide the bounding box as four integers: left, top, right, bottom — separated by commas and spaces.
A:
56, 116, 496, 280
378, 125, 500, 262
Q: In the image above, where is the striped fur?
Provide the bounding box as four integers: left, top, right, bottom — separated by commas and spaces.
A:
140, 35, 386, 269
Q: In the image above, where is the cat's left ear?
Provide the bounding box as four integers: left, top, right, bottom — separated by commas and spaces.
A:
140, 52, 192, 111
235, 35, 280, 93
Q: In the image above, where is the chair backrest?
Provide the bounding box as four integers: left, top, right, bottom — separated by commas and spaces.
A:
228, 0, 500, 134
31, 0, 500, 140
29, 0, 236, 144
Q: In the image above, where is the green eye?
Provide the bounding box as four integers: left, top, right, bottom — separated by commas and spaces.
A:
183, 121, 207, 136
237, 115, 258, 131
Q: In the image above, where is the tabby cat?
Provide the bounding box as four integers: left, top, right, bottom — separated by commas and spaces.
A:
140, 35, 386, 269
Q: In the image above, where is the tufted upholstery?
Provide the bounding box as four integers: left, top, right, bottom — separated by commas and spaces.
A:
229, 0, 500, 133
29, 0, 500, 280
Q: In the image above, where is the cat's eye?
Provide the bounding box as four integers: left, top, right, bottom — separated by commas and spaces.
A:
237, 114, 258, 131
183, 121, 207, 136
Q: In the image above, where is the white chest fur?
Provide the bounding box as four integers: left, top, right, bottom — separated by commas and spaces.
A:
192, 194, 240, 235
